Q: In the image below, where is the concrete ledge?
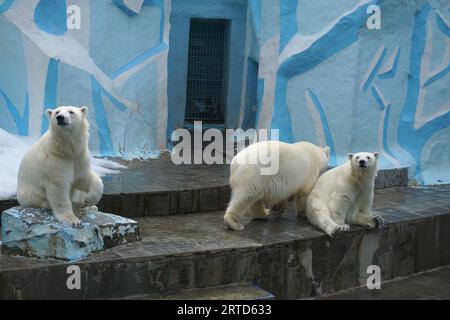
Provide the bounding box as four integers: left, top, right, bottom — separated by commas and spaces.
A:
0, 186, 448, 299
0, 167, 409, 219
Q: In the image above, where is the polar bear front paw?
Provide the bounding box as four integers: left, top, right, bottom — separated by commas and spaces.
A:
224, 214, 245, 231
55, 213, 81, 227
329, 225, 346, 238
373, 215, 384, 228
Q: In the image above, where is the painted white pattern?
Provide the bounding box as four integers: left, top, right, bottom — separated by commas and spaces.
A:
279, 0, 372, 65
414, 18, 450, 129
3, 0, 139, 112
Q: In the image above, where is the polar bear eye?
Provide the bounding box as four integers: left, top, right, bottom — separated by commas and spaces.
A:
69, 111, 74, 114
356, 156, 359, 160
55, 111, 59, 115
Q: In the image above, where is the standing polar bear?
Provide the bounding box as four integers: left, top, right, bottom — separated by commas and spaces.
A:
306, 152, 384, 237
224, 141, 330, 231
17, 106, 103, 226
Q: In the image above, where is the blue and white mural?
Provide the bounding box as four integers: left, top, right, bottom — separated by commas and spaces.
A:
0, 0, 449, 185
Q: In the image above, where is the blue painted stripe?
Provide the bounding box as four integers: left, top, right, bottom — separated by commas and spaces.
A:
110, 43, 168, 79
271, 77, 293, 142
398, 4, 434, 182
382, 104, 396, 160
436, 12, 450, 37
91, 77, 115, 156
41, 58, 59, 134
279, 0, 298, 53
378, 47, 401, 79
0, 90, 29, 135
248, 0, 261, 39
273, 1, 379, 143
112, 0, 138, 16
307, 89, 337, 166
278, 1, 378, 78
0, 0, 14, 13
362, 47, 387, 92
90, 76, 128, 156
423, 63, 450, 87
371, 86, 386, 111
34, 0, 67, 36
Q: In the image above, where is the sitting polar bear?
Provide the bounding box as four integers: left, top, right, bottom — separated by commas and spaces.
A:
306, 152, 384, 237
224, 141, 330, 231
17, 106, 103, 226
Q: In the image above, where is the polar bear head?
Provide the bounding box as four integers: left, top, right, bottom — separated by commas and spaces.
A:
347, 152, 379, 170
46, 106, 88, 131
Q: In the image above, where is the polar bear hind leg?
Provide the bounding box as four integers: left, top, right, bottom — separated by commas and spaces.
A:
306, 191, 345, 237
250, 200, 271, 220
224, 192, 257, 231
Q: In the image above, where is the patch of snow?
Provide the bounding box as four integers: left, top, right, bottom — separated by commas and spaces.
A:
0, 128, 126, 200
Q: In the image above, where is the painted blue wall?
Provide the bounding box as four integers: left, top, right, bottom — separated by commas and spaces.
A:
0, 0, 449, 185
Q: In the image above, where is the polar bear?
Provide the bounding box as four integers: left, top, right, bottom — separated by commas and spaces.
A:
17, 106, 103, 226
224, 141, 330, 231
305, 152, 384, 237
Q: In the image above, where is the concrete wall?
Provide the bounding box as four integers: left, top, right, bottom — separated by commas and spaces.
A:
0, 0, 449, 184
249, 0, 450, 184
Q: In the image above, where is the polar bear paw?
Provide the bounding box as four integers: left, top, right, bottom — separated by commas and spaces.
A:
224, 214, 245, 231
329, 225, 347, 238
373, 215, 384, 228
55, 213, 82, 227
271, 203, 286, 217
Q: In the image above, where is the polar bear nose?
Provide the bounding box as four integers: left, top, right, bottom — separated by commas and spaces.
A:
359, 159, 366, 166
56, 115, 64, 122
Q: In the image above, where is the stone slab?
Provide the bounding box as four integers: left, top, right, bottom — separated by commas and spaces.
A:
1, 207, 141, 261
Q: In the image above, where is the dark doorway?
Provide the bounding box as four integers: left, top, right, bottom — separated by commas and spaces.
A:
185, 18, 228, 123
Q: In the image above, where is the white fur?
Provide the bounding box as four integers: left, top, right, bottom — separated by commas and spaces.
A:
224, 141, 330, 231
17, 106, 103, 226
306, 152, 383, 237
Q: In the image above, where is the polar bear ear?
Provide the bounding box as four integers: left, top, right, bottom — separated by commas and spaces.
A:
80, 106, 88, 117
323, 146, 330, 158
45, 109, 53, 119
373, 152, 379, 159
347, 153, 354, 160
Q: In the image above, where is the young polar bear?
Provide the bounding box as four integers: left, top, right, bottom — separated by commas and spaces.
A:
306, 152, 384, 237
17, 106, 103, 226
224, 141, 330, 231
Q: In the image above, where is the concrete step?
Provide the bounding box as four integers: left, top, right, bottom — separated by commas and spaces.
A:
117, 283, 275, 300
1, 186, 449, 300
314, 266, 450, 300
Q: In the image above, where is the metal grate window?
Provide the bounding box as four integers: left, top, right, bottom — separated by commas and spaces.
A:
185, 19, 227, 122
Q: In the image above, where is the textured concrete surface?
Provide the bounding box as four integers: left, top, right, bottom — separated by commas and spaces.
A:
0, 186, 448, 299
119, 284, 274, 300
1, 207, 141, 261
315, 266, 450, 300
